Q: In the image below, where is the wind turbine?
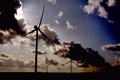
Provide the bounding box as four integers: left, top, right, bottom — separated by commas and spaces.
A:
23, 5, 54, 73
45, 56, 58, 72
62, 59, 74, 73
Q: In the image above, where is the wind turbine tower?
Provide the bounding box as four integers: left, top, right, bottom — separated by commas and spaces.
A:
23, 5, 53, 73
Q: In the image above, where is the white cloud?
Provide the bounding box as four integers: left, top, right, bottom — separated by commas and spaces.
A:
66, 21, 74, 30
58, 11, 64, 17
107, 0, 116, 7
83, 5, 95, 14
48, 0, 57, 5
83, 0, 108, 19
107, 20, 114, 23
54, 20, 60, 24
101, 44, 120, 53
15, 6, 24, 20
98, 6, 108, 18
11, 36, 31, 46
0, 53, 34, 67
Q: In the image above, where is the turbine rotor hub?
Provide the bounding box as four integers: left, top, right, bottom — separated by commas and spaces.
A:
34, 25, 38, 30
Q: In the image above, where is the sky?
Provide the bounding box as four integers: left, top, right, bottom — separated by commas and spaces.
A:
0, 0, 120, 72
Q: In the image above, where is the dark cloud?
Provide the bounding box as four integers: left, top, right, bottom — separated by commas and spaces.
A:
0, 0, 61, 45
54, 41, 111, 67
0, 0, 28, 44
0, 53, 9, 58
33, 50, 47, 55
0, 53, 34, 67
102, 44, 120, 53
54, 48, 68, 57
45, 57, 59, 66
0, 29, 16, 44
85, 47, 111, 67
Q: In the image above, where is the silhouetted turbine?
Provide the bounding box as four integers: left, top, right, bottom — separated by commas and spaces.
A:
23, 5, 54, 73
62, 59, 75, 73
45, 57, 50, 73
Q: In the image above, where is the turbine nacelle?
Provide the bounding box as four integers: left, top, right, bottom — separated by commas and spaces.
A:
34, 25, 38, 30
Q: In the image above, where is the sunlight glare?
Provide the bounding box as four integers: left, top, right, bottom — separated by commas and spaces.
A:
15, 6, 24, 20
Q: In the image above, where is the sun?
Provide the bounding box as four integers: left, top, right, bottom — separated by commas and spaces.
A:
15, 6, 24, 20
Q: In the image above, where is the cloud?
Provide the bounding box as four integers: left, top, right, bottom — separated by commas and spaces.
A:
107, 20, 114, 23
83, 0, 108, 18
0, 0, 60, 46
97, 6, 108, 18
54, 11, 64, 25
45, 57, 59, 66
107, 0, 116, 7
0, 54, 9, 58
102, 44, 120, 53
76, 61, 89, 68
54, 20, 60, 24
47, 0, 57, 5
33, 50, 47, 55
66, 21, 74, 30
54, 41, 111, 67
29, 24, 61, 46
114, 56, 120, 66
58, 11, 64, 17
0, 53, 34, 67
0, 29, 16, 44
7, 36, 31, 48
102, 0, 120, 22
0, 0, 29, 44
15, 4, 24, 20
83, 0, 120, 24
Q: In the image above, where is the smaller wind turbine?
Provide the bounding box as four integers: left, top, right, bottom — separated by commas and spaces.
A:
45, 57, 50, 73
45, 56, 58, 72
23, 5, 54, 73
62, 59, 75, 73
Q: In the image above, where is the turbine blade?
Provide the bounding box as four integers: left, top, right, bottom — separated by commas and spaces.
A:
22, 30, 36, 36
64, 60, 74, 65
38, 4, 45, 28
38, 29, 54, 46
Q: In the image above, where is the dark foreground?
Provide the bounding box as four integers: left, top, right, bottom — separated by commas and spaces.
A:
0, 72, 120, 80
